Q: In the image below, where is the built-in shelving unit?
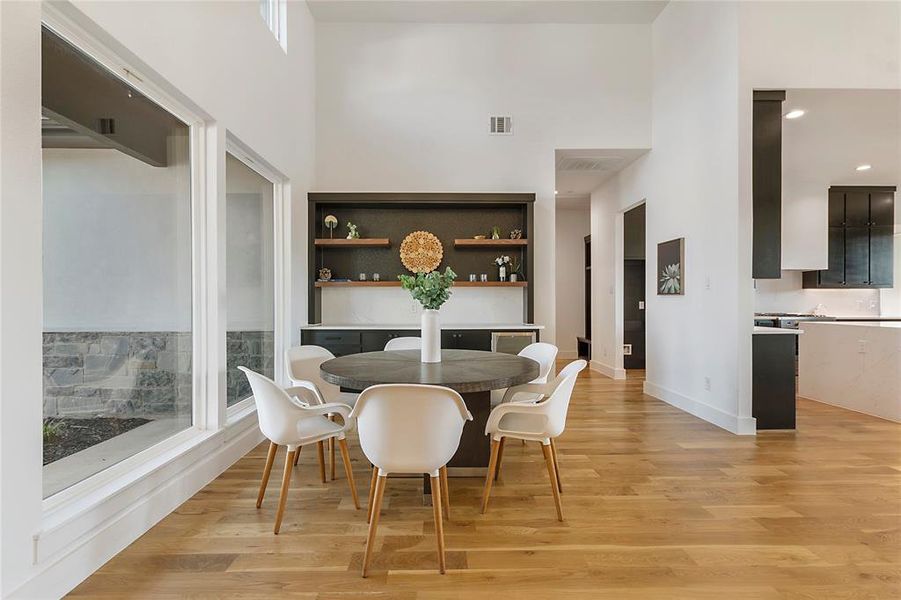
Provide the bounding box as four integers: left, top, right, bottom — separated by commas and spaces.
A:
454, 238, 528, 248
308, 192, 535, 323
315, 280, 527, 288
314, 238, 391, 247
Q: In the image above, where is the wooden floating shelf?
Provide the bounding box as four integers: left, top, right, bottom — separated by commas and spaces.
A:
454, 238, 528, 248
315, 280, 528, 288
314, 238, 391, 247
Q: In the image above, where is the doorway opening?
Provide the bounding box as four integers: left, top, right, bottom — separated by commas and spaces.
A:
622, 203, 646, 371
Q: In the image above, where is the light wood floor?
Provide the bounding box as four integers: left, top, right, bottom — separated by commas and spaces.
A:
69, 366, 901, 599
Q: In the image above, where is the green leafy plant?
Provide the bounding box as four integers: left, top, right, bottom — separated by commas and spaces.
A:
490, 225, 501, 239
42, 418, 66, 443
398, 266, 457, 310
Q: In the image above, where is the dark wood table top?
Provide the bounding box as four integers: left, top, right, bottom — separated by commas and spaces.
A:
319, 349, 540, 393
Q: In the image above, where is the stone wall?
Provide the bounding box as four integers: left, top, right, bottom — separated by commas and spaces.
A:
43, 332, 192, 419
42, 330, 274, 418
226, 330, 274, 406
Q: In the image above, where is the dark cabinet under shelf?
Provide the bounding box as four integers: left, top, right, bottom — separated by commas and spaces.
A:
803, 186, 895, 289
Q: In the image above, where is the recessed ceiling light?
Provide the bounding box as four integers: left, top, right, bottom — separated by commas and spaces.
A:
856, 164, 872, 171
784, 109, 805, 119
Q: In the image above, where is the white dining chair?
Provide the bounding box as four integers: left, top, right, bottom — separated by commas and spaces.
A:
492, 342, 558, 407
481, 359, 586, 522
238, 367, 360, 534
285, 345, 359, 479
350, 384, 473, 577
383, 336, 422, 351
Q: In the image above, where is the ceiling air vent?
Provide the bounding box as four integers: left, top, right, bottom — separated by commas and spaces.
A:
556, 155, 623, 171
489, 115, 512, 135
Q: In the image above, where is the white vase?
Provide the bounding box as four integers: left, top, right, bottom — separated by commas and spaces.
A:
421, 309, 441, 363
499, 265, 507, 282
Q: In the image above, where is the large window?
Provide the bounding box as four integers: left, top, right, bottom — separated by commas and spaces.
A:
41, 27, 194, 497
225, 153, 275, 407
259, 0, 286, 49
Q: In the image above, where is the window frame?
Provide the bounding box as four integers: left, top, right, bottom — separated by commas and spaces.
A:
259, 0, 287, 51
223, 138, 288, 422
40, 6, 210, 512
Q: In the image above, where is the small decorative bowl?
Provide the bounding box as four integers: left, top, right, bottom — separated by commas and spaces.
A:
473, 235, 486, 240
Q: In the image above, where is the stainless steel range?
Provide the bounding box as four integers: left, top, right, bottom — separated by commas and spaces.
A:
754, 313, 837, 329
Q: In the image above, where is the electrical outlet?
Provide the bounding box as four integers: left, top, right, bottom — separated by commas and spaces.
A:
705, 276, 711, 290
858, 340, 868, 354
623, 344, 632, 356
704, 376, 711, 391
638, 300, 645, 310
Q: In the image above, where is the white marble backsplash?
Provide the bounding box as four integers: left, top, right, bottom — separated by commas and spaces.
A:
754, 271, 881, 316
320, 287, 525, 325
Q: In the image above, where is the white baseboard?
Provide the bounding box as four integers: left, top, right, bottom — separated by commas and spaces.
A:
11, 418, 264, 599
590, 359, 626, 380
643, 380, 756, 435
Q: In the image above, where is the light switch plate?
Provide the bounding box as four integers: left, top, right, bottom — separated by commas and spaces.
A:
623, 344, 632, 356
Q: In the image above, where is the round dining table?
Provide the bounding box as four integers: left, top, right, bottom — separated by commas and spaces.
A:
320, 349, 539, 487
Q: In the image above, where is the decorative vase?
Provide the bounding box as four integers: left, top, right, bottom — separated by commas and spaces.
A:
510, 273, 518, 282
498, 265, 507, 282
421, 309, 441, 363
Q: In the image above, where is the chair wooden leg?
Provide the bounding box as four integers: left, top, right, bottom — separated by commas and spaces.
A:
541, 443, 564, 522
330, 436, 336, 481
362, 474, 387, 578
256, 442, 278, 509
366, 466, 378, 524
338, 438, 360, 509
439, 465, 450, 520
430, 475, 446, 574
480, 439, 501, 514
293, 444, 301, 466
274, 448, 296, 534
317, 441, 326, 483
494, 437, 506, 481
550, 438, 562, 494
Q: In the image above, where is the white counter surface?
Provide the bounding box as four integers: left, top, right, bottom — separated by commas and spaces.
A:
303, 323, 544, 330
754, 326, 803, 335
809, 321, 901, 329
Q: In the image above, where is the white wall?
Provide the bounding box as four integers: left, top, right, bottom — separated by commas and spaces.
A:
0, 1, 316, 597
314, 22, 653, 342
42, 147, 193, 331
555, 205, 590, 357
591, 1, 749, 432
754, 271, 881, 317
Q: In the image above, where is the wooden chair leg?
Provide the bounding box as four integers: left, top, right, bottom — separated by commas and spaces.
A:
494, 437, 506, 481
330, 436, 336, 481
338, 438, 360, 509
480, 439, 501, 514
430, 475, 446, 574
256, 442, 278, 508
362, 474, 387, 578
274, 448, 296, 534
541, 443, 564, 522
293, 444, 301, 466
366, 466, 378, 524
550, 438, 562, 494
439, 465, 450, 520
317, 441, 326, 483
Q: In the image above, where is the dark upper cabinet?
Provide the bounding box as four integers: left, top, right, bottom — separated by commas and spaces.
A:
870, 226, 895, 286
804, 186, 895, 289
752, 90, 786, 279
871, 191, 894, 226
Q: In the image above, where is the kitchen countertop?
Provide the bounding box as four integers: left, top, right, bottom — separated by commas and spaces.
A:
803, 321, 901, 329
302, 323, 544, 330
754, 326, 803, 335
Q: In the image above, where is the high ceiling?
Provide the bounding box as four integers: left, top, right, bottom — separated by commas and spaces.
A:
555, 148, 649, 208
307, 1, 668, 24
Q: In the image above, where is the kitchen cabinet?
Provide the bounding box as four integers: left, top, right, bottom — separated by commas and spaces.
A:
752, 90, 786, 279
302, 327, 529, 356
803, 186, 895, 289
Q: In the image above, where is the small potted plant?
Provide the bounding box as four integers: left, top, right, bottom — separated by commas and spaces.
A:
398, 267, 457, 363
509, 257, 523, 282
346, 222, 360, 239
494, 255, 511, 282
490, 225, 502, 240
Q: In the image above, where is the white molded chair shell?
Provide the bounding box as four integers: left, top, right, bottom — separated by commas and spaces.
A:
285, 345, 357, 407
239, 366, 351, 448
519, 342, 558, 384
384, 336, 422, 351
486, 360, 586, 444
350, 384, 473, 476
